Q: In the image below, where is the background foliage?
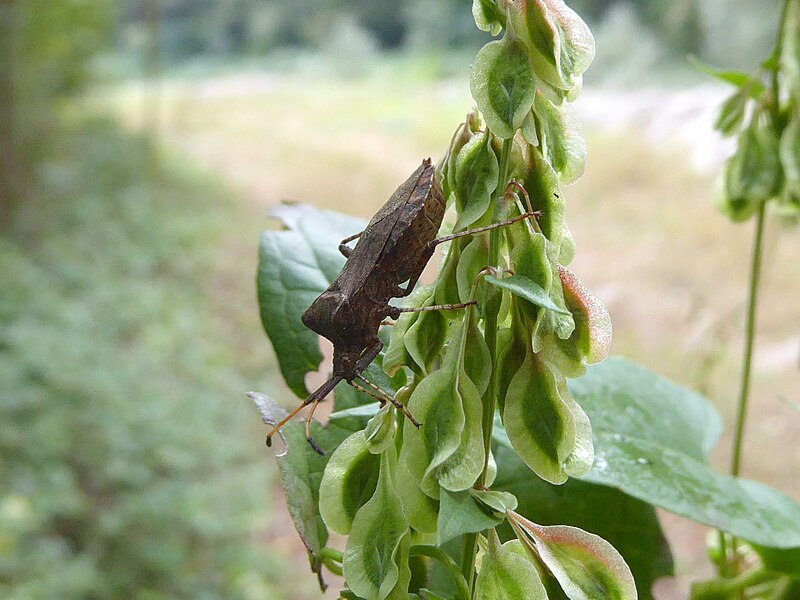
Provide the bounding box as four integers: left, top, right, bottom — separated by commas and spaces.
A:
113, 0, 780, 71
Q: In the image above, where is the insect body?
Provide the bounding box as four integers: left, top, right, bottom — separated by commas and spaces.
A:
267, 159, 446, 453
302, 158, 444, 384
266, 159, 538, 453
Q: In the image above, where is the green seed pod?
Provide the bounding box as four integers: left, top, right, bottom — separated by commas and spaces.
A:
472, 0, 508, 36
404, 288, 448, 375
453, 132, 500, 229
533, 91, 587, 185
364, 403, 397, 455
471, 35, 537, 140
496, 317, 528, 414
718, 107, 782, 222
319, 431, 381, 535
475, 530, 547, 600
383, 285, 431, 376
781, 0, 800, 98
508, 511, 637, 600
779, 105, 800, 216
443, 117, 478, 197
516, 141, 569, 258
434, 235, 470, 309
343, 446, 412, 600
507, 0, 595, 96
456, 237, 489, 303
503, 348, 576, 484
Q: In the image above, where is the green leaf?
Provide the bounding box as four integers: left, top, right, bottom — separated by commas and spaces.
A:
328, 401, 380, 430
569, 358, 721, 459
521, 110, 539, 147
533, 92, 587, 184
751, 545, 800, 576
475, 532, 548, 600
493, 444, 673, 599
444, 121, 477, 196
508, 512, 637, 600
344, 447, 411, 600
319, 431, 381, 535
470, 488, 518, 516
437, 489, 504, 546
687, 56, 765, 99
568, 358, 800, 549
453, 133, 499, 230
249, 392, 348, 578
471, 37, 537, 139
587, 434, 800, 548
505, 231, 575, 355
486, 274, 571, 315
257, 203, 365, 397
503, 350, 576, 484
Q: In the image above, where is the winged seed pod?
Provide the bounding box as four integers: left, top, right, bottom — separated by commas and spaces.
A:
717, 107, 782, 222
508, 511, 638, 600
507, 0, 596, 98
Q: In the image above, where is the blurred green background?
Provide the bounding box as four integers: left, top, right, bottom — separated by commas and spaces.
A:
1, 1, 798, 599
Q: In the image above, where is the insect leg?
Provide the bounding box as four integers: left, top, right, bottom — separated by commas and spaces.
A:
265, 374, 343, 455
338, 231, 363, 258
304, 399, 325, 455
386, 300, 477, 319
354, 339, 384, 373
349, 380, 388, 406
355, 373, 421, 428
429, 211, 541, 247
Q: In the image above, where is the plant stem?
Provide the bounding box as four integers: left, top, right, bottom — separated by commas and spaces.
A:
725, 199, 767, 576
730, 201, 767, 478
767, 0, 792, 124
411, 545, 471, 600
480, 136, 513, 485
720, 1, 789, 580
460, 136, 514, 596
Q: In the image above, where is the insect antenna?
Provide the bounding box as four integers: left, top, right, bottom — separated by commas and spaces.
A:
265, 374, 343, 456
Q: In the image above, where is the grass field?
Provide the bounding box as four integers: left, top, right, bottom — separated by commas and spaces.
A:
103, 67, 800, 598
